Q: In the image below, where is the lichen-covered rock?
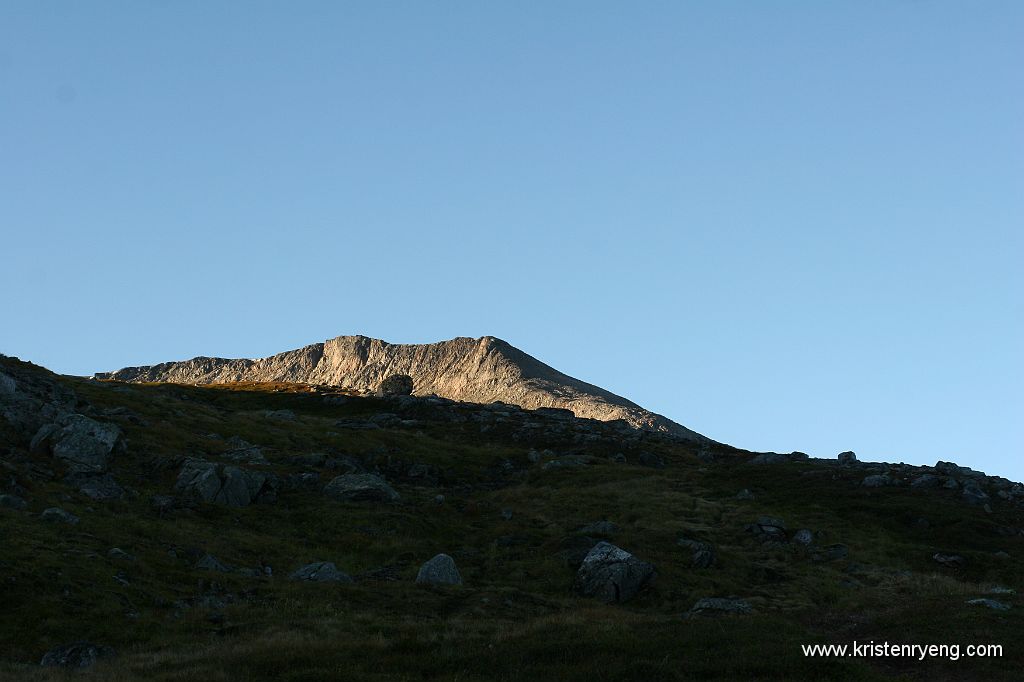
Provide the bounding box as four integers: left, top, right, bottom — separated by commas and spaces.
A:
573, 541, 654, 603
686, 597, 753, 617
415, 553, 462, 586
289, 561, 353, 583
323, 473, 399, 502
40, 642, 115, 668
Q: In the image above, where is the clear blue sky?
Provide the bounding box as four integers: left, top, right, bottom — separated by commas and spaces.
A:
2, 2, 1021, 480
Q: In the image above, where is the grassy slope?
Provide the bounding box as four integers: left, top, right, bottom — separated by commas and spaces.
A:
0, 372, 1021, 681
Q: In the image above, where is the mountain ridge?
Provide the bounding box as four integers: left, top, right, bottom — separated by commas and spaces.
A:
95, 335, 711, 442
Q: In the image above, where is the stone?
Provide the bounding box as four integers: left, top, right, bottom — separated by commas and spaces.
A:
862, 474, 893, 488
107, 548, 134, 561
262, 409, 295, 421
415, 553, 463, 586
747, 516, 787, 541
573, 541, 655, 603
638, 451, 666, 469
910, 474, 942, 488
175, 458, 271, 507
962, 484, 990, 506
323, 473, 400, 502
935, 461, 961, 476
966, 598, 1010, 611
792, 529, 814, 546
35, 414, 121, 473
541, 456, 591, 470
40, 642, 115, 668
0, 371, 15, 394
749, 453, 790, 465
933, 553, 966, 568
686, 597, 753, 617
0, 494, 27, 510
736, 489, 754, 500
289, 561, 353, 582
378, 374, 414, 397
65, 472, 125, 501
41, 507, 79, 525
837, 451, 857, 465
677, 538, 717, 568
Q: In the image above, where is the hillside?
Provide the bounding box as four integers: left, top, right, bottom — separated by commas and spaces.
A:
94, 335, 710, 442
1, 353, 1022, 681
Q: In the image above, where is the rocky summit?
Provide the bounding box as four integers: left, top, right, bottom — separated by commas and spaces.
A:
1, 350, 1022, 681
95, 335, 710, 442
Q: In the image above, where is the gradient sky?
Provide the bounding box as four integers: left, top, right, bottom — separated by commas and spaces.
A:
2, 2, 1022, 480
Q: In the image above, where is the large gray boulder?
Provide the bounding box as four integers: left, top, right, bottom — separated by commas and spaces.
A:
175, 458, 270, 507
323, 473, 400, 503
415, 554, 462, 586
289, 561, 353, 583
32, 414, 121, 473
40, 642, 115, 668
573, 541, 654, 603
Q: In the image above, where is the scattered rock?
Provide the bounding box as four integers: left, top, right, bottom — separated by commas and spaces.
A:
573, 541, 654, 603
40, 642, 115, 668
686, 597, 753, 617
323, 473, 400, 503
41, 507, 79, 525
966, 598, 1010, 611
541, 456, 591, 470
962, 484, 990, 506
747, 516, 787, 542
910, 474, 942, 488
862, 474, 894, 488
837, 451, 857, 465
792, 529, 814, 546
107, 548, 134, 561
289, 561, 353, 583
415, 553, 463, 586
736, 489, 754, 500
933, 553, 966, 569
678, 538, 717, 568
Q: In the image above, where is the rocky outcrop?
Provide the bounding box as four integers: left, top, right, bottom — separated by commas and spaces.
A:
95, 335, 710, 441
573, 541, 654, 603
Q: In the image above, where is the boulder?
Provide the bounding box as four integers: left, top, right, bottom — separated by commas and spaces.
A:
378, 374, 414, 397
175, 458, 272, 507
542, 456, 592, 471
747, 516, 787, 542
195, 554, 232, 572
686, 597, 753, 617
289, 561, 353, 583
33, 414, 120, 473
678, 538, 717, 568
862, 474, 894, 488
962, 484, 990, 506
966, 598, 1010, 611
749, 453, 790, 465
792, 529, 814, 546
41, 507, 79, 525
0, 371, 15, 394
40, 642, 115, 668
573, 541, 655, 603
837, 451, 857, 466
910, 474, 942, 488
323, 474, 400, 503
415, 553, 463, 586
933, 553, 966, 568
